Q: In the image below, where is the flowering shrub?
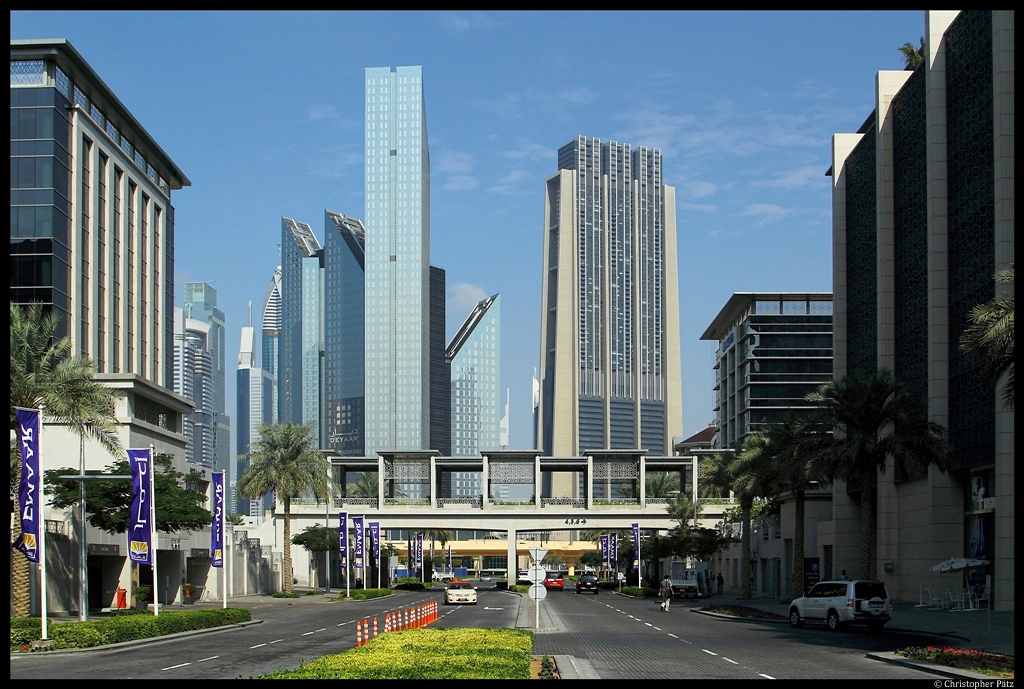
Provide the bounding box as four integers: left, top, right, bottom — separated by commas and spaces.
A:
184, 583, 196, 598
259, 628, 534, 679
896, 646, 1014, 678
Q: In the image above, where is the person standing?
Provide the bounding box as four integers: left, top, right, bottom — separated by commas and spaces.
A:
840, 570, 849, 581
717, 572, 724, 595
660, 574, 674, 612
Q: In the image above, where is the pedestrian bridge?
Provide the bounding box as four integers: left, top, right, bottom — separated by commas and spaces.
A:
277, 449, 735, 570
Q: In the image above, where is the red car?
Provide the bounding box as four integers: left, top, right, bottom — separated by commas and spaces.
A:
544, 571, 565, 590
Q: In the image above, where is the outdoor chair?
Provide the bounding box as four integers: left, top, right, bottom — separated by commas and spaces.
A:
945, 589, 963, 611
973, 586, 990, 611
925, 587, 944, 610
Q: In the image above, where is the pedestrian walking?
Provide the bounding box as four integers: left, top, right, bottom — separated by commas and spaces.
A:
716, 572, 724, 595
660, 574, 674, 612
840, 570, 849, 581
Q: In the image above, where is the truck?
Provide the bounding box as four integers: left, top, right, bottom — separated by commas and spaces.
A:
668, 560, 712, 598
431, 566, 468, 583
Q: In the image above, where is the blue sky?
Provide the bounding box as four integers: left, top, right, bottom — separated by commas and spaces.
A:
12, 10, 927, 453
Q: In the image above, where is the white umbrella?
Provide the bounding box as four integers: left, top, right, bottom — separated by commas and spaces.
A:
930, 557, 989, 573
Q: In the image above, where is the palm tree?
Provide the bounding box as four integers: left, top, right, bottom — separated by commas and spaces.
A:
805, 369, 947, 579
960, 264, 1014, 409
698, 453, 735, 500
236, 422, 333, 594
900, 36, 926, 70
749, 416, 827, 599
732, 436, 784, 598
346, 472, 380, 498
10, 302, 123, 617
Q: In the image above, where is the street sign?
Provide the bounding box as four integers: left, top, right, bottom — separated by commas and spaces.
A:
528, 583, 548, 601
528, 565, 547, 584
528, 547, 548, 562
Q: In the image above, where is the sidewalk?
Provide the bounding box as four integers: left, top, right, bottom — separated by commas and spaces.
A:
695, 592, 1014, 657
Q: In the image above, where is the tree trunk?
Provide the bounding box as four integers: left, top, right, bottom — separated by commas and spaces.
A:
11, 451, 31, 617
283, 496, 292, 594
793, 490, 805, 599
859, 486, 874, 580
741, 498, 752, 598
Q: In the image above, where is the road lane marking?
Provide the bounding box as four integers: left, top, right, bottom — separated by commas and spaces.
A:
197, 656, 219, 662
302, 631, 316, 636
162, 663, 191, 670
652, 627, 661, 631
668, 633, 678, 638
250, 643, 267, 648
722, 658, 739, 665
759, 674, 775, 679
316, 628, 326, 632
644, 623, 653, 627
702, 649, 717, 655
270, 639, 284, 644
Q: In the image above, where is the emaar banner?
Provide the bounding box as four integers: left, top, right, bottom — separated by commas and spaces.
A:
338, 512, 347, 569
13, 407, 41, 563
352, 516, 364, 573
128, 449, 154, 566
211, 472, 224, 568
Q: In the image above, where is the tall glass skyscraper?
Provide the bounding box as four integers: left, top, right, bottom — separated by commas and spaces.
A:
324, 209, 365, 455
448, 294, 501, 458
183, 282, 230, 476
261, 265, 282, 423
279, 216, 324, 445
236, 323, 274, 519
364, 66, 431, 454
537, 137, 682, 468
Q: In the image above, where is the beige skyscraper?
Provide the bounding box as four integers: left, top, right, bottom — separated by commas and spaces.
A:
537, 137, 683, 496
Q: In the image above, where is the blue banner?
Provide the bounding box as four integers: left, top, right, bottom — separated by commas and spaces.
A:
128, 449, 154, 565
211, 472, 224, 568
601, 534, 608, 569
632, 523, 640, 572
609, 532, 617, 568
369, 522, 380, 566
352, 516, 364, 573
13, 408, 41, 563
338, 512, 347, 568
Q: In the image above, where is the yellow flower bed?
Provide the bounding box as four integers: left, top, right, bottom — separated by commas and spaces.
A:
261, 628, 534, 679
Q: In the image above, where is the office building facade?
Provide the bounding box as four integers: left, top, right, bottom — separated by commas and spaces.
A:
537, 137, 683, 491
364, 65, 432, 454
236, 324, 275, 520
829, 10, 1013, 609
430, 265, 451, 455
10, 39, 200, 613
449, 294, 501, 459
324, 209, 366, 455
173, 306, 215, 468
279, 216, 324, 444
183, 282, 230, 476
701, 293, 834, 451
261, 265, 282, 423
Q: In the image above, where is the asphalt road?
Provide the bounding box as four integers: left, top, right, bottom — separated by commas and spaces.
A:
11, 583, 947, 679
531, 589, 943, 679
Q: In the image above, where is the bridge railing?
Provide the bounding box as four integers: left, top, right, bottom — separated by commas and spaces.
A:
436, 497, 482, 509
540, 497, 586, 508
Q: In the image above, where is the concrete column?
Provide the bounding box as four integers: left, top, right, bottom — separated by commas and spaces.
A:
482, 455, 490, 507
586, 456, 593, 510
506, 525, 517, 581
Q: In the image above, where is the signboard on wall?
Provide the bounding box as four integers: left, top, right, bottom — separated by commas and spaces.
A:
804, 558, 820, 592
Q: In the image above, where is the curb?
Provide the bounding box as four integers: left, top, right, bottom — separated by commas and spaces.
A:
865, 651, 1007, 680
689, 607, 789, 623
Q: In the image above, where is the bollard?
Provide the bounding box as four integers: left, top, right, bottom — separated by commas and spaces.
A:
356, 619, 362, 647
373, 616, 378, 638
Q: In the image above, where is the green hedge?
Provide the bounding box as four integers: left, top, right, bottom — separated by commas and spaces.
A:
619, 586, 658, 598
509, 585, 531, 594
10, 608, 252, 652
339, 588, 391, 601
258, 628, 534, 679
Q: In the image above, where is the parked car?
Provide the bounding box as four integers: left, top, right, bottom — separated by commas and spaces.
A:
544, 571, 565, 590
445, 580, 478, 605
517, 570, 531, 585
788, 580, 892, 631
575, 573, 599, 595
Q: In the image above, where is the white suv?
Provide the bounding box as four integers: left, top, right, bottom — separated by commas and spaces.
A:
789, 580, 892, 631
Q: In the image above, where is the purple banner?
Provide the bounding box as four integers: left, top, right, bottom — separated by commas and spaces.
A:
609, 532, 617, 567
128, 449, 154, 565
352, 516, 364, 572
13, 408, 41, 563
416, 534, 423, 570
338, 512, 347, 568
601, 534, 608, 569
211, 472, 224, 568
632, 523, 640, 572
369, 522, 380, 566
